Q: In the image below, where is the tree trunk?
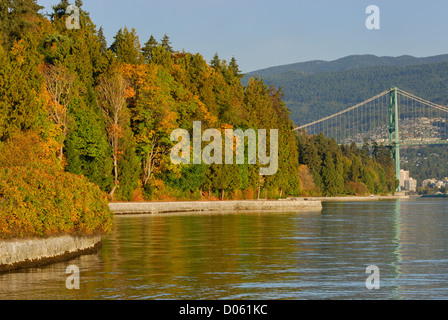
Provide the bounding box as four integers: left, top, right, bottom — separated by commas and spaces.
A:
143, 142, 157, 185
143, 155, 152, 185
110, 152, 119, 200
109, 184, 117, 201
221, 189, 224, 200
59, 124, 67, 161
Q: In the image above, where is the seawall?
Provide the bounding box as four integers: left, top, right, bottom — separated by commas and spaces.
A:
109, 199, 323, 215
304, 195, 410, 202
0, 235, 102, 273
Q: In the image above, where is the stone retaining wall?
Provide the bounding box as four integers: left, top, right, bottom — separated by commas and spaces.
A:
0, 235, 102, 273
109, 199, 322, 215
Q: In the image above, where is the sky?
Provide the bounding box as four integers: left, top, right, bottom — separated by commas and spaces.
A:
36, 0, 448, 73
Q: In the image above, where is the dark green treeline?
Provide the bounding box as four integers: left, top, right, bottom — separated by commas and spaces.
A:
296, 131, 398, 196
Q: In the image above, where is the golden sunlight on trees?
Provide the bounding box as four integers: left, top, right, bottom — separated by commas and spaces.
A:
43, 63, 76, 160
0, 1, 397, 207
96, 70, 128, 200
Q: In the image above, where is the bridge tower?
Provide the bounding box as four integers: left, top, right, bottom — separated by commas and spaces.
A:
389, 87, 401, 192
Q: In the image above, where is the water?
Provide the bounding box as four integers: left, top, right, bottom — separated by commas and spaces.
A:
1, 198, 448, 300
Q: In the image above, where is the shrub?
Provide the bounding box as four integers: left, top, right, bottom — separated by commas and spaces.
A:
345, 181, 369, 196
0, 131, 113, 239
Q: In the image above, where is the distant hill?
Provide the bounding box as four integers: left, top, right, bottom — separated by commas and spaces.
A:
242, 54, 448, 127
244, 54, 448, 79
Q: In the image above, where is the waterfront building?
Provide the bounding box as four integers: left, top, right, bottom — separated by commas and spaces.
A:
404, 178, 417, 192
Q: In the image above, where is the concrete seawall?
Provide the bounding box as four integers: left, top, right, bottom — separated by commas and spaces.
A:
304, 195, 410, 202
0, 235, 102, 273
109, 199, 323, 215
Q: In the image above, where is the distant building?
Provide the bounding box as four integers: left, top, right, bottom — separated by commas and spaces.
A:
421, 178, 448, 189
404, 178, 417, 192
435, 181, 444, 189
400, 169, 410, 188
422, 178, 437, 188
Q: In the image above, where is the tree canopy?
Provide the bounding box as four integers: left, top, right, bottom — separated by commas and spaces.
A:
0, 0, 398, 201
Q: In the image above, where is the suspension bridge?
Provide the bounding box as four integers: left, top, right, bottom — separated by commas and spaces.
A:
293, 87, 448, 191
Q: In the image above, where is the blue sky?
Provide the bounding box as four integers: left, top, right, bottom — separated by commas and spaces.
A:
36, 0, 448, 73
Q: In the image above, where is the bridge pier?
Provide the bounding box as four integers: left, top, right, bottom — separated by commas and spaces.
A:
389, 87, 401, 192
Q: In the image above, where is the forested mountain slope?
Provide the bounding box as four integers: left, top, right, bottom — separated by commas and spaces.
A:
245, 59, 448, 126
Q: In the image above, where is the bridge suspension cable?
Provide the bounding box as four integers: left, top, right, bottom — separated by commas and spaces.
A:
293, 88, 448, 132
396, 89, 448, 113
292, 90, 392, 131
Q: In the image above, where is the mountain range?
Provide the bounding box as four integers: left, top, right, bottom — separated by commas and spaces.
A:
244, 54, 448, 78
242, 54, 448, 126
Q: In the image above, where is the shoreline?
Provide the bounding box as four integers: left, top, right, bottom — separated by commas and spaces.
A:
302, 195, 411, 202
0, 195, 431, 273
0, 195, 417, 273
108, 198, 323, 215
108, 194, 414, 215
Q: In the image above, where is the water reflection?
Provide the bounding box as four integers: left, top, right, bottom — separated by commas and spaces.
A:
390, 199, 403, 299
0, 199, 447, 300
394, 199, 448, 299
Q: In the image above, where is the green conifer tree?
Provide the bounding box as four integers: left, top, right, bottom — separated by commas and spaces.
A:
110, 27, 142, 64
161, 33, 173, 53
142, 35, 158, 61
98, 26, 107, 54
229, 56, 243, 79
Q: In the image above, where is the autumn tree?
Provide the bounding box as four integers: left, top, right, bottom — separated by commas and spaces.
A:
43, 63, 76, 160
122, 62, 177, 187
96, 70, 128, 200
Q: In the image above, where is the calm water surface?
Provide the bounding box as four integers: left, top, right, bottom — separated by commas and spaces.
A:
1, 198, 448, 299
